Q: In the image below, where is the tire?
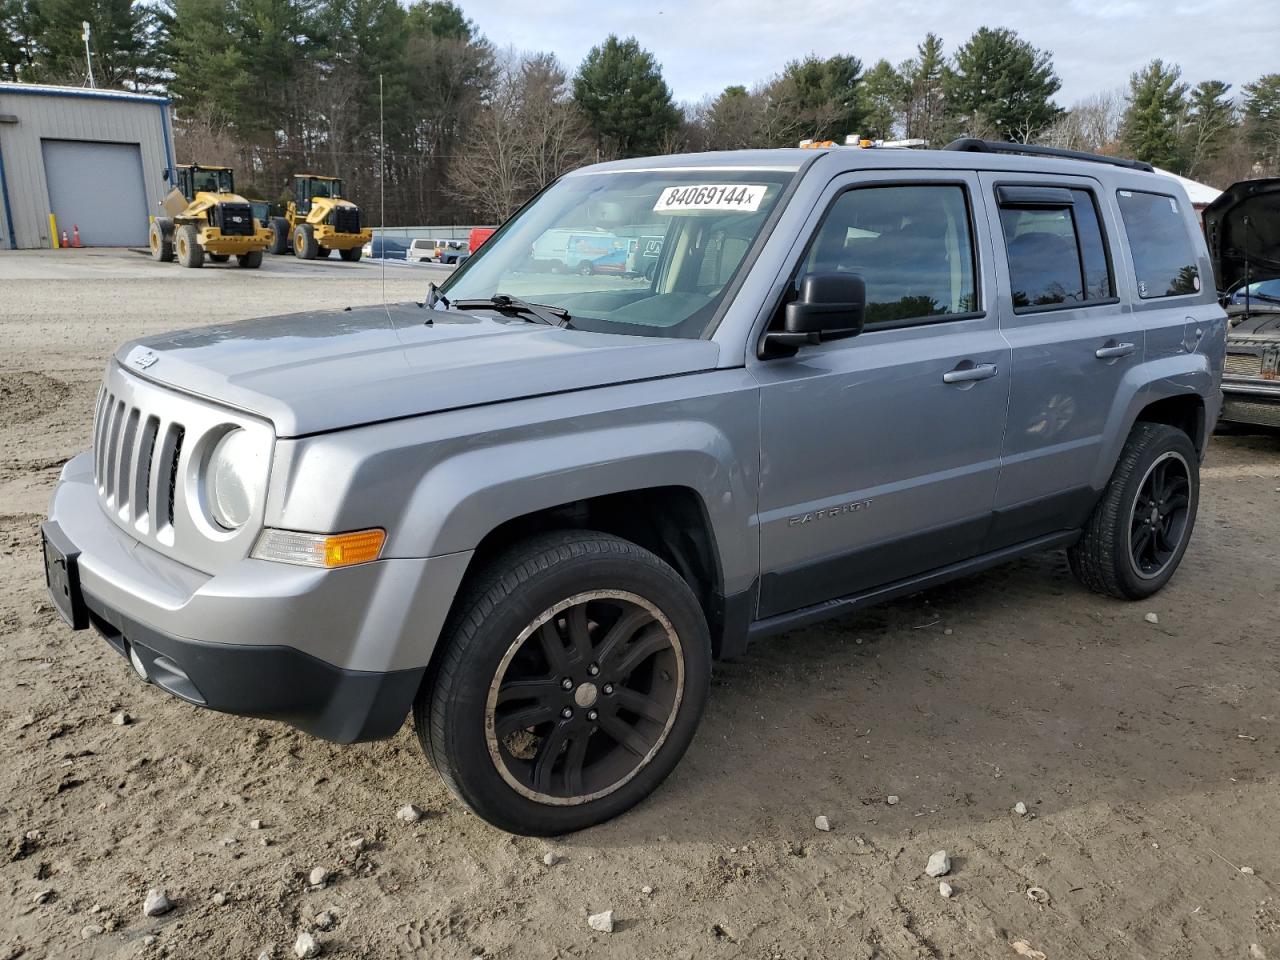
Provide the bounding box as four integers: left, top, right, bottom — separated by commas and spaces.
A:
577, 260, 594, 276
268, 217, 290, 255
208, 253, 230, 263
1068, 422, 1200, 600
339, 246, 362, 262
416, 530, 711, 835
236, 250, 263, 268
148, 219, 173, 263
293, 223, 318, 260
318, 246, 333, 258
175, 224, 203, 268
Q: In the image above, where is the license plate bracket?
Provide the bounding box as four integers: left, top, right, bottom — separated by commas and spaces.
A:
42, 521, 88, 630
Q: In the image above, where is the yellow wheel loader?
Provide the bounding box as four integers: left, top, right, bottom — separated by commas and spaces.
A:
149, 164, 272, 268
266, 174, 372, 261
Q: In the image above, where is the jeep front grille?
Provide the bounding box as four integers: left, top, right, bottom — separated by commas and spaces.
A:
1224, 354, 1263, 378
330, 206, 360, 234
89, 362, 275, 573
92, 388, 182, 539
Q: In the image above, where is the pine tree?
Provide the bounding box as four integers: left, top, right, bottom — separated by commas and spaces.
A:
1121, 59, 1188, 170
944, 27, 1062, 142
572, 35, 680, 158
900, 33, 948, 144
1243, 74, 1280, 172
859, 59, 906, 140
27, 0, 158, 88
1182, 80, 1235, 177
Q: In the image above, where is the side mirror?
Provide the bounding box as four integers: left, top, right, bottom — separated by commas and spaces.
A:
761, 273, 866, 358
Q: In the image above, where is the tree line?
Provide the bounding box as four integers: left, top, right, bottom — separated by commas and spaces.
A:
3, 2, 1278, 224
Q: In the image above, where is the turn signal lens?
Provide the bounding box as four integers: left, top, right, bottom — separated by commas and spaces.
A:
252, 528, 386, 568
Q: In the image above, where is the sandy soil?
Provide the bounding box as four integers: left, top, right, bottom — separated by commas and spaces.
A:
2, 249, 1279, 960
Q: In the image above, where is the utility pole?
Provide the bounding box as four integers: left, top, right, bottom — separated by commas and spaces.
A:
82, 21, 96, 88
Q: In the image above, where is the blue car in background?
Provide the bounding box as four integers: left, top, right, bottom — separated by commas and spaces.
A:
361, 237, 409, 260
1229, 278, 1280, 305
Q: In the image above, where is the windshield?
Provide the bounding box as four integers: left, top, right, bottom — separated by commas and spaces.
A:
1232, 278, 1280, 302
439, 169, 796, 339
193, 168, 233, 193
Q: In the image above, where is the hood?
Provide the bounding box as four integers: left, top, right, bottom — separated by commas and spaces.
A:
116, 304, 720, 437
1202, 178, 1280, 293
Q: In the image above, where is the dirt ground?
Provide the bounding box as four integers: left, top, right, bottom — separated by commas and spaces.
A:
2, 248, 1279, 960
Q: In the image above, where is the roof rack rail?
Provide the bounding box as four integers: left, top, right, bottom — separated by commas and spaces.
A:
943, 138, 1154, 173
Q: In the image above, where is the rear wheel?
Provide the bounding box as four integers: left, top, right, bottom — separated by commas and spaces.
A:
416, 531, 711, 835
577, 260, 594, 276
148, 219, 173, 262
268, 217, 290, 255
339, 246, 362, 262
175, 224, 203, 268
208, 253, 230, 263
293, 224, 319, 260
236, 250, 263, 268
1068, 422, 1199, 599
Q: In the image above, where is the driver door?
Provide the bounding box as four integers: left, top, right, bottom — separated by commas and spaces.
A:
752, 171, 1010, 618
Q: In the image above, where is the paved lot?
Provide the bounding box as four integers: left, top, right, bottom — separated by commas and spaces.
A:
2, 249, 1279, 959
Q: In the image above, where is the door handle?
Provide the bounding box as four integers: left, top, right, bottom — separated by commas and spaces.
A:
1095, 342, 1136, 359
943, 362, 998, 384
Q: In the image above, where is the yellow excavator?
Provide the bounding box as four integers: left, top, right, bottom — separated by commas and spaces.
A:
149, 163, 272, 268
267, 174, 371, 261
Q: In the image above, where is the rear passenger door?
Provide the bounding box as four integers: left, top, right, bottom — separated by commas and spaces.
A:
979, 172, 1141, 549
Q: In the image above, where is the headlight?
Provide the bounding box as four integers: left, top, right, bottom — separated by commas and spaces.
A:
205, 428, 261, 529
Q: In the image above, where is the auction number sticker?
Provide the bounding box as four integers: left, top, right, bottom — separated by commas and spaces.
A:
654, 184, 767, 213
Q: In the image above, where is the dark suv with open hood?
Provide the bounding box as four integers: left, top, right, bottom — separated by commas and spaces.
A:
1204, 179, 1280, 429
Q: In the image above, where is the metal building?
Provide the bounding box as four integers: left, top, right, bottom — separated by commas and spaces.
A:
0, 82, 174, 250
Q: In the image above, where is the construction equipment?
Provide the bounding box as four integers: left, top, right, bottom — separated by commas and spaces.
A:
149, 164, 272, 268
267, 175, 371, 261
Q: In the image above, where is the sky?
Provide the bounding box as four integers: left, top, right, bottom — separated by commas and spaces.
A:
460, 0, 1279, 108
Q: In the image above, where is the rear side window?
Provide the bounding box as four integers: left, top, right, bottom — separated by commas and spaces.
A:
997, 187, 1113, 311
1115, 190, 1201, 298
798, 184, 978, 326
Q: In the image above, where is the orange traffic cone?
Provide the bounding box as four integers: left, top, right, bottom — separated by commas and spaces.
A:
60, 229, 69, 248
72, 224, 81, 247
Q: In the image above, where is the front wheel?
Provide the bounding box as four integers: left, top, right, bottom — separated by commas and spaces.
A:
293, 223, 319, 259
416, 531, 711, 835
339, 246, 362, 262
175, 224, 203, 268
1068, 422, 1200, 599
236, 250, 263, 268
268, 217, 290, 255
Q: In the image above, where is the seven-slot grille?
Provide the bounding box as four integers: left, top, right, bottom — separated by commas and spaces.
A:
330, 206, 360, 234
1224, 354, 1263, 378
92, 386, 185, 537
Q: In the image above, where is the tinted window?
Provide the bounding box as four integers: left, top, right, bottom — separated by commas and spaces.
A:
799, 185, 977, 325
998, 188, 1113, 310
1116, 190, 1201, 298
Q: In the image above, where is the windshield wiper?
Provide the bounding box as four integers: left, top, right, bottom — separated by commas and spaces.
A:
450, 294, 572, 328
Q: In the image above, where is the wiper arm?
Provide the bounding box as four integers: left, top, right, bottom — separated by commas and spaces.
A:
450, 294, 572, 328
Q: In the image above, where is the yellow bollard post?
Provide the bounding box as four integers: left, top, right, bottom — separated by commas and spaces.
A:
49, 213, 59, 249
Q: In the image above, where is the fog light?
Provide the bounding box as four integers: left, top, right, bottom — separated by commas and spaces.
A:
128, 644, 149, 681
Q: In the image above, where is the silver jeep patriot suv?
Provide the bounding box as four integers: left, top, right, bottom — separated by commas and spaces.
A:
43, 139, 1225, 834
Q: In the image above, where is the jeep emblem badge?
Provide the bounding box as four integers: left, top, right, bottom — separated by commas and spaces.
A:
127, 347, 158, 370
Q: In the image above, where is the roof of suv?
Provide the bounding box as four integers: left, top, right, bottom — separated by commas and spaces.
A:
576, 147, 1179, 190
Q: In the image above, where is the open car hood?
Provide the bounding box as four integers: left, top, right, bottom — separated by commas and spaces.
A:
1203, 178, 1280, 293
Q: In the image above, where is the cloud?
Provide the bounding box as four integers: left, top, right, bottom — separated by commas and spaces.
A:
462, 0, 1279, 108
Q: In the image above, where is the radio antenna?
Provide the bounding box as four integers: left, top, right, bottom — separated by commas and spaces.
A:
380, 73, 389, 322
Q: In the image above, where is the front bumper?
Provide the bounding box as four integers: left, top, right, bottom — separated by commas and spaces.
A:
45, 452, 472, 742
313, 225, 373, 251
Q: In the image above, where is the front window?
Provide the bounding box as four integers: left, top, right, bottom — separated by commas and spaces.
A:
192, 168, 233, 194
439, 169, 797, 339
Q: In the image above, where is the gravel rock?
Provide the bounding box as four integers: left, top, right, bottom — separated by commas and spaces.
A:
313, 909, 338, 931
396, 804, 424, 823
32, 889, 53, 904
1240, 866, 1255, 875
814, 815, 831, 832
111, 711, 131, 726
211, 891, 228, 906
80, 924, 103, 939
347, 837, 368, 853
1014, 801, 1028, 816
886, 795, 900, 806
1026, 886, 1051, 904
641, 885, 653, 896
143, 888, 174, 917
143, 935, 158, 946
1250, 944, 1266, 959
1144, 612, 1159, 624
294, 931, 322, 958
925, 850, 951, 878
939, 881, 954, 898
587, 909, 614, 934
249, 819, 264, 830
542, 851, 559, 866
308, 867, 329, 887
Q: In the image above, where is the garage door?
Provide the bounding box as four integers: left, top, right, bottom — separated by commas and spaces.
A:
42, 139, 149, 247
